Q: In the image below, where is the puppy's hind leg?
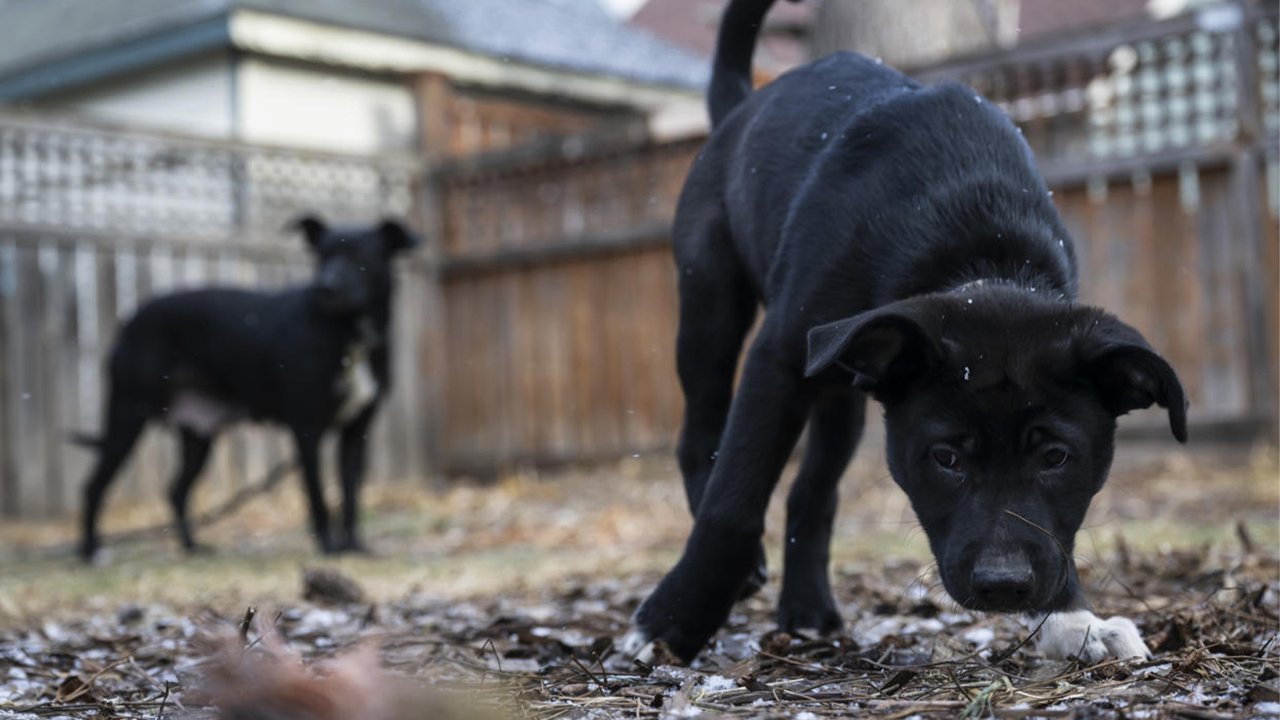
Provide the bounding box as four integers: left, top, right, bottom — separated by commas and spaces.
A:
80, 393, 147, 562
169, 427, 214, 553
778, 388, 865, 634
673, 217, 761, 594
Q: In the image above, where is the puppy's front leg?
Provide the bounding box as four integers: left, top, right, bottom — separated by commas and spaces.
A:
337, 407, 377, 553
624, 345, 812, 662
1033, 584, 1150, 663
778, 390, 865, 634
292, 428, 336, 554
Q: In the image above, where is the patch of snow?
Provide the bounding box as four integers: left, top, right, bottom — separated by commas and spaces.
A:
652, 665, 698, 685
854, 616, 945, 646
961, 626, 995, 647
699, 674, 737, 693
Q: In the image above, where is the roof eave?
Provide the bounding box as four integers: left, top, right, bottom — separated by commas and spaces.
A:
227, 9, 701, 109
0, 16, 232, 101
0, 9, 703, 109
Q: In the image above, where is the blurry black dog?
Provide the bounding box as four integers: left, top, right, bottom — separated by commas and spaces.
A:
78, 217, 418, 562
622, 0, 1187, 663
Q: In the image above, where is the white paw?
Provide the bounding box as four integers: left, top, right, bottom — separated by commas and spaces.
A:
618, 627, 657, 664
1034, 610, 1151, 663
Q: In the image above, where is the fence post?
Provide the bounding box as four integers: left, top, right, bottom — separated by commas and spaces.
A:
0, 243, 14, 517
1228, 0, 1276, 437
412, 74, 453, 485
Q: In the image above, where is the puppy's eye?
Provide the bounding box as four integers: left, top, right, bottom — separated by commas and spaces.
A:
1042, 447, 1069, 468
931, 447, 961, 471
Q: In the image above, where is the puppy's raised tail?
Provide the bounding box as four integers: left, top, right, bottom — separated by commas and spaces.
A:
709, 0, 802, 127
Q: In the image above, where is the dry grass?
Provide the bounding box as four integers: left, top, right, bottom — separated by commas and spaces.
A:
0, 442, 1275, 718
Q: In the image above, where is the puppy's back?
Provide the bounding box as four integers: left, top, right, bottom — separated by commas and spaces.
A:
110, 287, 312, 394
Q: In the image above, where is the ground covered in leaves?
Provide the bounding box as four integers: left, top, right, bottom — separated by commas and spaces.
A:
0, 445, 1276, 718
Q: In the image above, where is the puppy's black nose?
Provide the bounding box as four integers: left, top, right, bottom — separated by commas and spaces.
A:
971, 551, 1035, 607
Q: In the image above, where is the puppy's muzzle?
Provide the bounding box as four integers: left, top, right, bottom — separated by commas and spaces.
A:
313, 268, 364, 313
969, 545, 1036, 611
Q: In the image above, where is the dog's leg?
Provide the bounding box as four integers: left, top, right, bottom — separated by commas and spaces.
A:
79, 397, 147, 562
1033, 572, 1150, 662
169, 427, 214, 553
625, 338, 811, 662
336, 408, 376, 553
674, 218, 761, 594
674, 263, 757, 512
291, 429, 334, 554
1034, 607, 1150, 663
778, 388, 865, 634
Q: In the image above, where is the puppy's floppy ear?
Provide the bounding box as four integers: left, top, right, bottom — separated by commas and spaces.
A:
1077, 314, 1188, 443
378, 219, 420, 254
287, 215, 327, 248
805, 297, 944, 396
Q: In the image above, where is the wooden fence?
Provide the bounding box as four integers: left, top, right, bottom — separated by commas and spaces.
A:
912, 0, 1279, 434
1, 4, 1277, 514
433, 132, 699, 474
432, 3, 1279, 472
0, 114, 431, 518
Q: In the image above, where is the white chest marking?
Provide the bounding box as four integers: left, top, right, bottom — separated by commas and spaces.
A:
168, 389, 242, 436
336, 344, 379, 424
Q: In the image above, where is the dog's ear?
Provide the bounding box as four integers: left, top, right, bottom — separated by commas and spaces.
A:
805, 298, 944, 395
378, 219, 420, 254
288, 215, 327, 248
1076, 314, 1188, 443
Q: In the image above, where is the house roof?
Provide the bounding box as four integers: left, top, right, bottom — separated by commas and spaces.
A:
0, 0, 709, 97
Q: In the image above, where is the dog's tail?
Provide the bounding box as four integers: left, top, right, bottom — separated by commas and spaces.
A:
709, 0, 800, 127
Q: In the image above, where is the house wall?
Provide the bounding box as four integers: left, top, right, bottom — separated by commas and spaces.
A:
33, 52, 236, 138
237, 56, 418, 154
419, 74, 640, 158
26, 52, 419, 155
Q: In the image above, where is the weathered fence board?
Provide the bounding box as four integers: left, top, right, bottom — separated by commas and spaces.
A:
0, 112, 430, 519
431, 5, 1278, 473
1, 5, 1276, 511
435, 136, 698, 473
0, 227, 434, 519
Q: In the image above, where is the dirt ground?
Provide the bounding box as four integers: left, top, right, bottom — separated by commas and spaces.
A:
0, 441, 1276, 719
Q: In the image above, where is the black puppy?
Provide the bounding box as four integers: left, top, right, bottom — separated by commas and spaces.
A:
622, 0, 1186, 663
78, 217, 418, 562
